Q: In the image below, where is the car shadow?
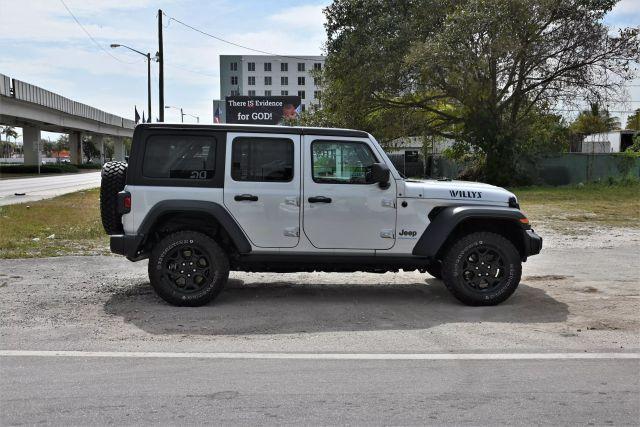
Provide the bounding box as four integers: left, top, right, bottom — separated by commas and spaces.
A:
103, 276, 569, 336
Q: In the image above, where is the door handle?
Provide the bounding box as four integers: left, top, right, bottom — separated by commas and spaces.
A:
234, 194, 258, 202
308, 196, 332, 203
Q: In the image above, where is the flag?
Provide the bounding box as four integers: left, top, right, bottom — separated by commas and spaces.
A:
134, 107, 140, 124
142, 111, 146, 124
295, 104, 302, 116
214, 107, 221, 123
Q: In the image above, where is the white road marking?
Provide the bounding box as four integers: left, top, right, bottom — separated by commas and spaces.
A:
0, 350, 638, 360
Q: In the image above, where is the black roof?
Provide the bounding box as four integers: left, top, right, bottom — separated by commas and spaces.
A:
135, 123, 369, 138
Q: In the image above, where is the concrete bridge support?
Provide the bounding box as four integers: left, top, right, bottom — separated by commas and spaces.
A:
93, 135, 105, 165
69, 131, 82, 165
113, 137, 126, 162
22, 126, 41, 166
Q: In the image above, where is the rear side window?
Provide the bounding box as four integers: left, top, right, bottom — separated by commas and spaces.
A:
231, 137, 294, 182
143, 135, 216, 180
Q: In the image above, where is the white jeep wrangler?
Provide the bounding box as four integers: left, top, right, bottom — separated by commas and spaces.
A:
101, 123, 542, 307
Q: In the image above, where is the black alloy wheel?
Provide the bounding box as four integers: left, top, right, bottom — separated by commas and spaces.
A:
442, 231, 522, 306
460, 245, 506, 292
148, 231, 229, 306
163, 245, 212, 294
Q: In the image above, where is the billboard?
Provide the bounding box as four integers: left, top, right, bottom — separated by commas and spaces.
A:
225, 96, 301, 125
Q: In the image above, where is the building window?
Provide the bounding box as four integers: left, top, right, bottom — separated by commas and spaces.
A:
314, 62, 322, 71
230, 76, 238, 85
264, 62, 272, 72
281, 76, 288, 86
298, 76, 305, 85
297, 62, 305, 72
301, 104, 306, 112
264, 90, 271, 96
281, 90, 288, 96
248, 76, 255, 85
230, 89, 239, 96
248, 62, 255, 71
298, 90, 305, 99
248, 90, 256, 96
231, 137, 294, 182
314, 77, 321, 86
314, 90, 321, 99
264, 76, 272, 86
281, 62, 288, 72
230, 62, 238, 71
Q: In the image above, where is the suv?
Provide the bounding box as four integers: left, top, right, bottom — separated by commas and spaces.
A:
101, 124, 542, 307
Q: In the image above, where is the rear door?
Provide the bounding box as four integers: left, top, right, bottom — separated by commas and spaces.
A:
223, 132, 301, 248
302, 135, 397, 250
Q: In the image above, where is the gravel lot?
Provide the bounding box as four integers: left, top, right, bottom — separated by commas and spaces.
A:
0, 225, 638, 354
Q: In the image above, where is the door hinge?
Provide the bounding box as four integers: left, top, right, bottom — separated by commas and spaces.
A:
381, 198, 396, 208
284, 227, 300, 237
284, 196, 300, 207
380, 229, 395, 239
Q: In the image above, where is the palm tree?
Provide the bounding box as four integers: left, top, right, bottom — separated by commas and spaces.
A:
1, 126, 18, 142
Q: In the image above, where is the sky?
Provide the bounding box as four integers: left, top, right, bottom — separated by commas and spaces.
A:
0, 0, 638, 142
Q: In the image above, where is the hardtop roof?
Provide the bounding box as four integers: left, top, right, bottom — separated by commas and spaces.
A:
135, 123, 369, 138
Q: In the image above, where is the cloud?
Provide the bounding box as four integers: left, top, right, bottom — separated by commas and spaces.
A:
268, 4, 326, 29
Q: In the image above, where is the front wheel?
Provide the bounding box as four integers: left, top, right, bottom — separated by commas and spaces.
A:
442, 232, 521, 306
148, 231, 229, 306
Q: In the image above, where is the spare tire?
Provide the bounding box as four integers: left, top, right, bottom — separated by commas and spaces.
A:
100, 161, 128, 235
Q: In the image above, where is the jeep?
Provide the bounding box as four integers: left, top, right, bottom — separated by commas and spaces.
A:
100, 123, 542, 307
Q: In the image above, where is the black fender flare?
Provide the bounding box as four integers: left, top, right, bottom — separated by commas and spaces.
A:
138, 200, 252, 254
412, 205, 528, 258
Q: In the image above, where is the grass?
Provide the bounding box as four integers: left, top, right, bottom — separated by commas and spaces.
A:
0, 182, 638, 259
0, 188, 108, 259
513, 181, 640, 229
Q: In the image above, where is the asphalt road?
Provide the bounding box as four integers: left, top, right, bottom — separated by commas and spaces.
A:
0, 171, 101, 205
1, 208, 639, 424
1, 355, 638, 425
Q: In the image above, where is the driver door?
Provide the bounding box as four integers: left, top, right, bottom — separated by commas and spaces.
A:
302, 136, 397, 250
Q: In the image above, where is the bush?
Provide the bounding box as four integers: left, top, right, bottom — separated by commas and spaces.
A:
0, 164, 79, 174
76, 163, 103, 170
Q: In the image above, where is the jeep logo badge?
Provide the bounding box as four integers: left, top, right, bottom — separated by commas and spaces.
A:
398, 229, 417, 238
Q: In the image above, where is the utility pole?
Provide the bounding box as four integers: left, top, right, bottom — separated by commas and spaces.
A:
146, 53, 152, 121
158, 9, 165, 122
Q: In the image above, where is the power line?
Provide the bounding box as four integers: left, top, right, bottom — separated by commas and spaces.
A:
162, 11, 323, 61
59, 0, 139, 65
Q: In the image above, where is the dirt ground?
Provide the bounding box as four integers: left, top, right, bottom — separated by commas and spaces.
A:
0, 216, 638, 354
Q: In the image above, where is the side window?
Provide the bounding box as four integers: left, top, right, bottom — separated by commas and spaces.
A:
312, 141, 378, 184
231, 137, 294, 182
143, 135, 216, 180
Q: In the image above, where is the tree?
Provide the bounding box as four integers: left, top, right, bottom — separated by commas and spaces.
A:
323, 0, 640, 184
1, 126, 18, 142
82, 137, 100, 163
570, 103, 621, 135
626, 109, 640, 131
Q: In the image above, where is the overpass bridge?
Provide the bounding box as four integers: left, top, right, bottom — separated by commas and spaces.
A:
0, 73, 135, 165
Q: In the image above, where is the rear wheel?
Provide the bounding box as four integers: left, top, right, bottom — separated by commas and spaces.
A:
442, 231, 521, 306
148, 231, 229, 306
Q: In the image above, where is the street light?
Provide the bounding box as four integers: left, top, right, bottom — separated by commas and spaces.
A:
165, 106, 199, 123
110, 43, 153, 122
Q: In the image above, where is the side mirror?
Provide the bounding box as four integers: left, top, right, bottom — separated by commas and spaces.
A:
367, 162, 391, 189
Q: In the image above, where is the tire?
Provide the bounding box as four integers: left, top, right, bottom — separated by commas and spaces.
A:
100, 161, 128, 234
148, 231, 229, 307
425, 261, 442, 279
442, 231, 521, 306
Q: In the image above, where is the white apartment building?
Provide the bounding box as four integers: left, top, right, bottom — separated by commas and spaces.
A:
219, 55, 325, 111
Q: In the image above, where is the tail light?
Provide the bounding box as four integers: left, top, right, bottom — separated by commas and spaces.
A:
117, 191, 131, 214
